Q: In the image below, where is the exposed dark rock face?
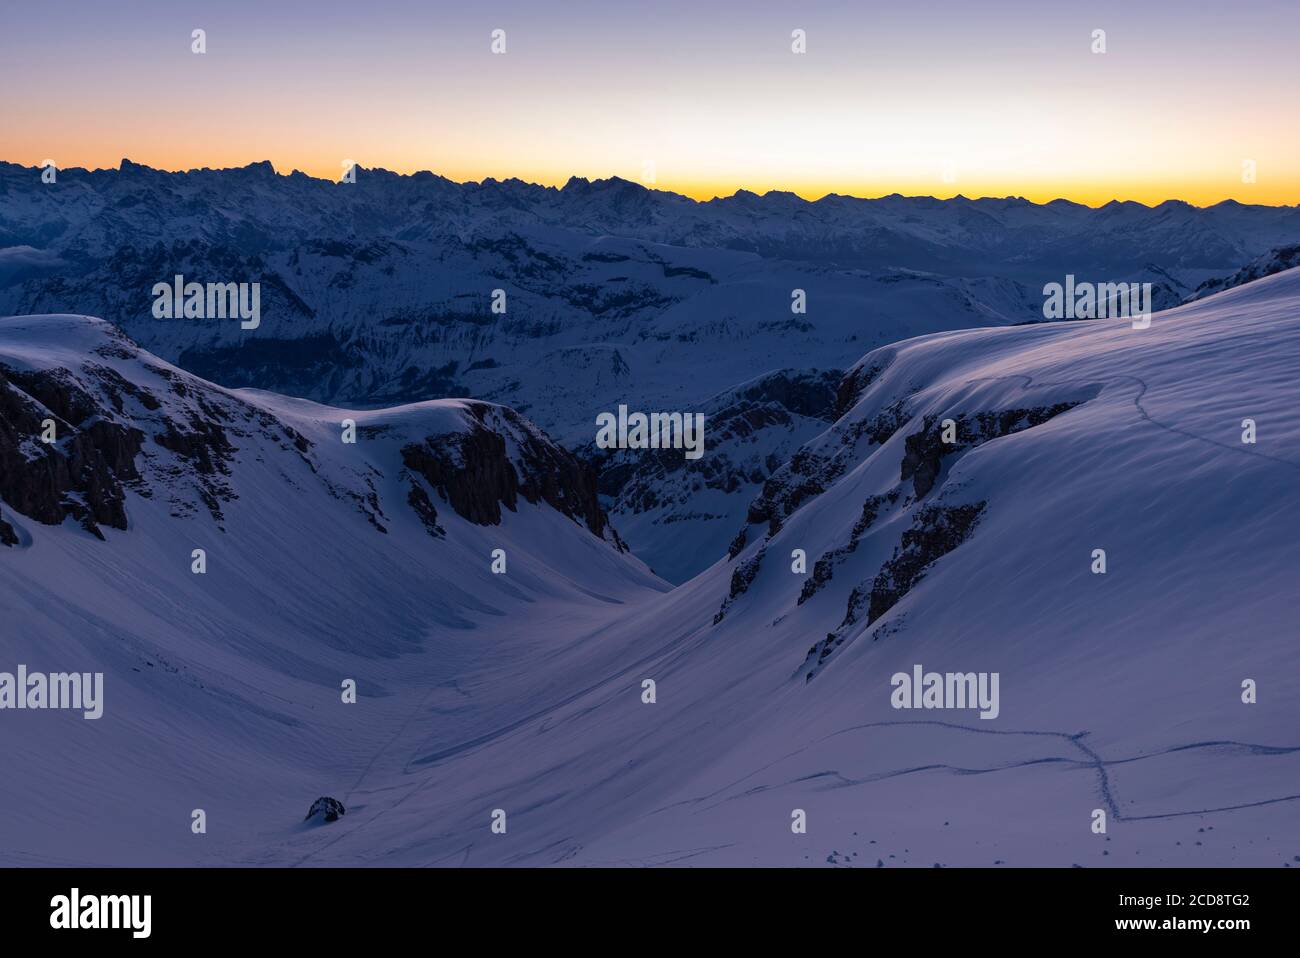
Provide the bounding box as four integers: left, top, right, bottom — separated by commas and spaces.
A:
2, 323, 633, 557
343, 475, 389, 534
401, 428, 512, 525
745, 449, 839, 539
726, 526, 750, 560
0, 313, 337, 535
713, 545, 767, 624
900, 403, 1083, 498
833, 353, 893, 420
406, 479, 444, 539
860, 502, 986, 625
801, 501, 986, 680
154, 414, 235, 477
724, 390, 1087, 632
853, 400, 911, 448
596, 405, 774, 506
797, 491, 899, 605
304, 796, 346, 823
88, 362, 162, 412
401, 402, 622, 548
727, 369, 841, 421
0, 364, 145, 539
736, 398, 908, 549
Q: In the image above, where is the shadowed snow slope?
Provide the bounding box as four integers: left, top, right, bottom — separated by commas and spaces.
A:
0, 314, 661, 865
3, 269, 1299, 866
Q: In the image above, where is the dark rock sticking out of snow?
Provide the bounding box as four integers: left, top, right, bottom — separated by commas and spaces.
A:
305, 796, 346, 823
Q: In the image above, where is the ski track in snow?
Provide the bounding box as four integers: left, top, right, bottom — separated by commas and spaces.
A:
817, 721, 1300, 823
642, 715, 1300, 824
294, 705, 1300, 866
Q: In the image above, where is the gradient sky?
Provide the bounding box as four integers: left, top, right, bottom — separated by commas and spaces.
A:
2, 0, 1297, 205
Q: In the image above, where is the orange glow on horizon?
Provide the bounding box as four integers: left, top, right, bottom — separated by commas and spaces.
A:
8, 150, 1298, 209
4, 2, 1297, 210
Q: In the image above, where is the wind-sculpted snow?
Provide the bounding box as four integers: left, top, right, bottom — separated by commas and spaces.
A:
3, 269, 1300, 867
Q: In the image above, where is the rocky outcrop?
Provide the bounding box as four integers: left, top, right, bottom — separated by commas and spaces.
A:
801, 501, 986, 680
401, 426, 515, 525
744, 448, 840, 541
833, 353, 893, 420
406, 479, 444, 539
1, 319, 638, 560
797, 491, 899, 605
726, 390, 1086, 630
304, 796, 346, 823
401, 402, 622, 547
900, 403, 1083, 498
154, 413, 235, 477
0, 364, 144, 539
859, 502, 987, 625
0, 513, 18, 546
725, 526, 749, 560
713, 546, 766, 624
737, 398, 909, 550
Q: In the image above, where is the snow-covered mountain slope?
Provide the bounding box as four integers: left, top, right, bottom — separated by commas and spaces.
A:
615, 266, 1300, 867
0, 314, 663, 866
284, 266, 1300, 867
4, 270, 1298, 868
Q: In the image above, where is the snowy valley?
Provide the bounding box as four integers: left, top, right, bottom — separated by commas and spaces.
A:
2, 263, 1298, 867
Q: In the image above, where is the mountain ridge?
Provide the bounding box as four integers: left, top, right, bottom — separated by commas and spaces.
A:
9, 159, 1296, 211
